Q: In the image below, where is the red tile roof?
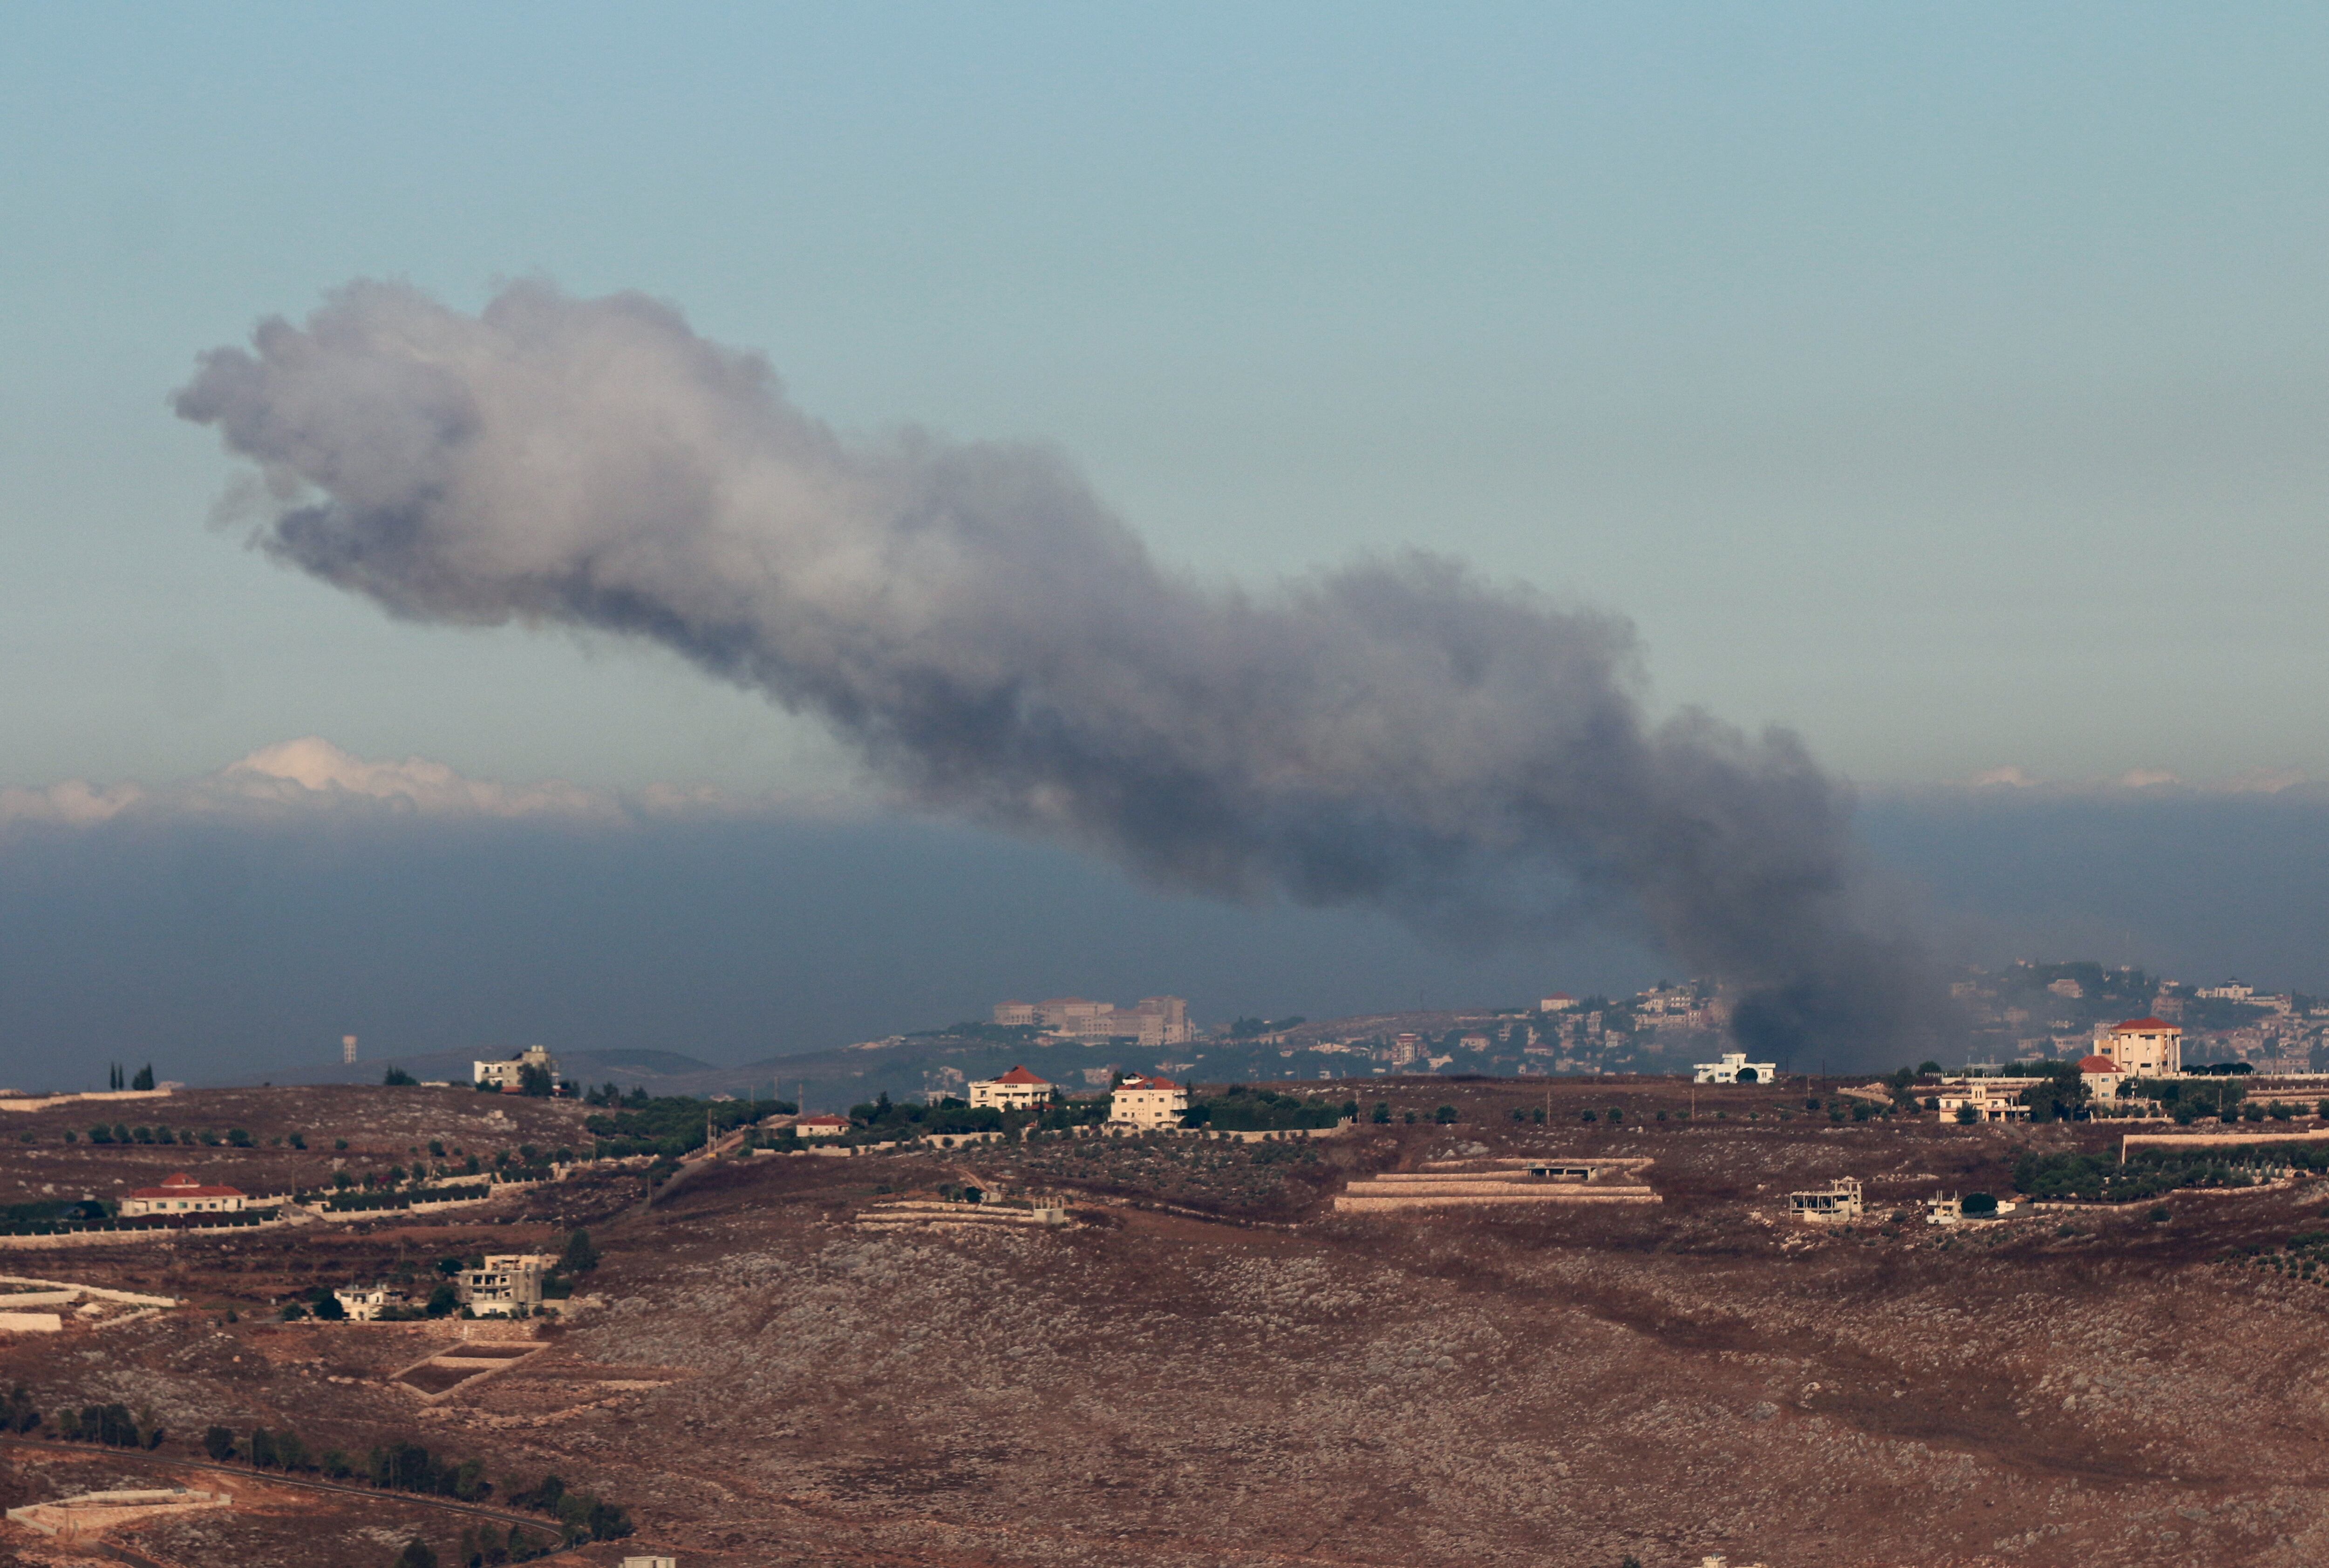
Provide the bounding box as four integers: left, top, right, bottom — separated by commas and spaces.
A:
2113, 1017, 2175, 1032
795, 1115, 848, 1127
2076, 1055, 2123, 1074
992, 1065, 1050, 1086
1118, 1076, 1182, 1092
129, 1173, 246, 1200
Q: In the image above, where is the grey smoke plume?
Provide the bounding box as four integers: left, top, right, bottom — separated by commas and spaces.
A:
176, 280, 1948, 1064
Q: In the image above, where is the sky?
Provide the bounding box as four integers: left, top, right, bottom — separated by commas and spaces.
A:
2, 6, 2327, 1079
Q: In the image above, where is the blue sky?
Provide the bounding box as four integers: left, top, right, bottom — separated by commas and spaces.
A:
5, 7, 2329, 1078
6, 3, 2326, 796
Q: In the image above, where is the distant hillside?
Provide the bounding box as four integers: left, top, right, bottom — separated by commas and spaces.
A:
233, 1046, 719, 1091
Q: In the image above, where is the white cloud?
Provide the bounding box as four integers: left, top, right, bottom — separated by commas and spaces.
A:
0, 738, 852, 832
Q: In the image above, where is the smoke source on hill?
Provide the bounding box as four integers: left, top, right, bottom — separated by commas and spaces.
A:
174, 280, 1949, 1066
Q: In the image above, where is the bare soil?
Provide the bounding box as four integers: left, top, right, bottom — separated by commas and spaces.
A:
5, 1078, 2329, 1567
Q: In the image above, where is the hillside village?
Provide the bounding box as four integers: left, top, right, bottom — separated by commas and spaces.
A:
10, 968, 2329, 1566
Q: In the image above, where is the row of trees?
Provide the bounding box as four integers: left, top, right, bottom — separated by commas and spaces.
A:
59, 1400, 158, 1447
103, 1064, 157, 1091
193, 1427, 631, 1550
584, 1094, 793, 1158
81, 1123, 253, 1146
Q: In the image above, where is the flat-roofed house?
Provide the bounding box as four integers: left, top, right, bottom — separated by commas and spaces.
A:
473, 1043, 558, 1092
461, 1254, 553, 1316
121, 1173, 247, 1217
1788, 1178, 1863, 1223
969, 1065, 1055, 1112
1693, 1051, 1775, 1084
333, 1285, 403, 1321
1108, 1074, 1188, 1129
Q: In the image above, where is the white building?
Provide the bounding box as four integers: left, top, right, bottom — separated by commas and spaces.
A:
991, 1001, 1039, 1027
1109, 1074, 1189, 1128
461, 1254, 554, 1316
1540, 993, 1576, 1013
968, 1065, 1055, 1112
2098, 1018, 2181, 1078
473, 1043, 558, 1091
333, 1285, 402, 1321
1693, 1052, 1775, 1084
121, 1173, 247, 1217
1933, 1077, 2043, 1123
789, 1114, 849, 1139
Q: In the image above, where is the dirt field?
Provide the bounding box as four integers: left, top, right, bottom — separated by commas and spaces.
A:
5, 1077, 2329, 1566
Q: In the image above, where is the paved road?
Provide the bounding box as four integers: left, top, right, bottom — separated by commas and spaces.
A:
0, 1434, 582, 1554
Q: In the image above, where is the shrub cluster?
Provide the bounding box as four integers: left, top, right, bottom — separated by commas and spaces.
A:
1185, 1086, 1344, 1131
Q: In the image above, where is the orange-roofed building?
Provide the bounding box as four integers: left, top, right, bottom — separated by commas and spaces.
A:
2075, 1054, 2126, 1100
969, 1065, 1055, 1113
2100, 1018, 2181, 1078
122, 1173, 247, 1217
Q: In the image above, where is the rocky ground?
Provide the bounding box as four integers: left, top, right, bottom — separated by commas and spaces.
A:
5, 1078, 2329, 1566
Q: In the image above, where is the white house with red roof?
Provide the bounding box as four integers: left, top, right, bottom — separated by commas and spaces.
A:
1108, 1074, 1189, 1129
2099, 1018, 2181, 1078
121, 1173, 247, 1217
968, 1065, 1055, 1112
790, 1114, 849, 1140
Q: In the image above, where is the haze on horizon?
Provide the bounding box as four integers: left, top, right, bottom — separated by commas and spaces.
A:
3, 6, 2327, 1082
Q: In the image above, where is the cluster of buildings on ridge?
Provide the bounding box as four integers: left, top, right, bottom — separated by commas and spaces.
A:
1936, 1016, 2189, 1124
333, 1253, 559, 1321
990, 996, 1192, 1046
1954, 966, 2329, 1074
778, 1067, 1191, 1138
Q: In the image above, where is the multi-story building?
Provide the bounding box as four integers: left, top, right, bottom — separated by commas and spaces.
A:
1109, 1074, 1189, 1128
1933, 1077, 2044, 1123
460, 1254, 553, 1316
992, 996, 1191, 1043
473, 1044, 558, 1092
968, 1065, 1055, 1112
2098, 1017, 2181, 1077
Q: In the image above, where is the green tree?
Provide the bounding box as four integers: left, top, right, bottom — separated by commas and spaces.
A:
425, 1282, 460, 1317
517, 1062, 554, 1097
250, 1427, 279, 1468
131, 1064, 155, 1091
560, 1228, 599, 1275
1434, 1105, 1457, 1125
395, 1538, 437, 1568
203, 1425, 236, 1461
383, 1066, 418, 1087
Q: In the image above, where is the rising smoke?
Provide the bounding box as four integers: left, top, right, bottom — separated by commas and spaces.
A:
175, 280, 1950, 1065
